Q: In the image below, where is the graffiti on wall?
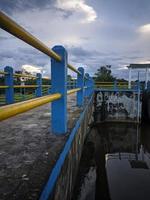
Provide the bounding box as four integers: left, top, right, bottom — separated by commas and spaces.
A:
96, 91, 141, 122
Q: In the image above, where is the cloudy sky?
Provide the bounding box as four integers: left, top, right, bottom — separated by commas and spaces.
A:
1, 0, 150, 80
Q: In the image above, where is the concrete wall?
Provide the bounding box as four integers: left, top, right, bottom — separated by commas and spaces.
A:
50, 97, 94, 200
95, 91, 141, 123
142, 91, 150, 122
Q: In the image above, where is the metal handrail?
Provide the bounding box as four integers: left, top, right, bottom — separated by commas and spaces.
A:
95, 81, 135, 85
0, 11, 93, 124
0, 85, 51, 88
0, 88, 81, 121
94, 81, 135, 89
14, 85, 38, 88
0, 93, 61, 121
42, 85, 51, 87
0, 86, 9, 89
67, 88, 81, 95
0, 11, 81, 75
95, 81, 128, 84
13, 73, 36, 79
0, 71, 8, 75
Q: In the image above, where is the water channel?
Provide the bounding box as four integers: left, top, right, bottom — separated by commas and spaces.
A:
72, 122, 150, 200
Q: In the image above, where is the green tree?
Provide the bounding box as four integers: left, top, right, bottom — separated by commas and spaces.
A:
94, 65, 115, 82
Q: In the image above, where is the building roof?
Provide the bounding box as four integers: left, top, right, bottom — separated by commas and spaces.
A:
128, 64, 150, 69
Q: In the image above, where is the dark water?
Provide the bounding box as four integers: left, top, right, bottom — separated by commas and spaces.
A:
72, 123, 150, 200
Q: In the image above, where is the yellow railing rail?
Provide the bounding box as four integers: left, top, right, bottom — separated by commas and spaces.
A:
0, 11, 81, 75
94, 81, 137, 85
0, 93, 61, 121
0, 86, 9, 89
95, 81, 128, 84
42, 85, 51, 87
0, 88, 81, 121
0, 71, 8, 75
95, 84, 114, 87
95, 81, 114, 84
94, 81, 130, 89
96, 85, 128, 88
14, 85, 38, 88
13, 73, 36, 79
67, 88, 81, 95
0, 11, 93, 128
0, 85, 51, 89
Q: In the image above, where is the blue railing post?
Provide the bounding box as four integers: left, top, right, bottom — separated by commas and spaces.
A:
77, 67, 84, 106
36, 73, 42, 97
51, 45, 67, 134
4, 66, 14, 104
85, 73, 90, 97
84, 73, 89, 97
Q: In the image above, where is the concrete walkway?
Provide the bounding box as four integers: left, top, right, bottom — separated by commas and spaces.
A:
0, 94, 82, 200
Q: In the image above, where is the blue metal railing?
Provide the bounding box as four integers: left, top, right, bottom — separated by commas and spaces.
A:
0, 11, 95, 200
0, 11, 94, 134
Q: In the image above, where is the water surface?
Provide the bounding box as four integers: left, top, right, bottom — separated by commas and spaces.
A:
72, 123, 150, 200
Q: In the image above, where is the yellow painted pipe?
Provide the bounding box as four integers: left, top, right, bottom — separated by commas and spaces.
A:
14, 85, 38, 88
0, 93, 61, 121
0, 86, 9, 89
0, 11, 61, 61
0, 88, 82, 121
14, 73, 36, 79
0, 11, 81, 75
0, 85, 51, 89
117, 83, 128, 85
67, 88, 81, 95
0, 71, 7, 75
42, 85, 51, 87
95, 82, 114, 84
0, 87, 81, 121
68, 63, 81, 75
95, 82, 128, 84
70, 79, 77, 81
95, 84, 128, 87
95, 85, 114, 87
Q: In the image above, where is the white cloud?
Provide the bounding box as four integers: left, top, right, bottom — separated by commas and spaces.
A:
138, 24, 150, 33
56, 0, 97, 23
13, 8, 90, 47
117, 66, 128, 70
22, 64, 42, 74
135, 60, 150, 66
2, 1, 149, 80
